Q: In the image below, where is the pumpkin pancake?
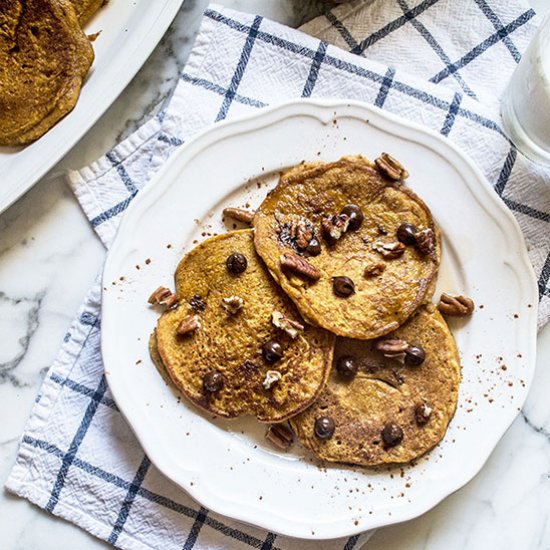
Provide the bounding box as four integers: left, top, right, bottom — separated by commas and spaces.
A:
71, 0, 104, 25
0, 0, 94, 145
253, 156, 440, 340
290, 304, 460, 467
155, 230, 335, 423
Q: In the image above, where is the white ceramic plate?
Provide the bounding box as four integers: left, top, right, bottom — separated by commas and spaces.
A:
0, 0, 184, 214
102, 99, 538, 539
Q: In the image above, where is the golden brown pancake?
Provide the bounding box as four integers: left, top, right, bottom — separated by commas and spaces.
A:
290, 305, 460, 467
253, 156, 440, 340
0, 0, 94, 145
154, 230, 335, 423
148, 330, 174, 387
71, 0, 104, 25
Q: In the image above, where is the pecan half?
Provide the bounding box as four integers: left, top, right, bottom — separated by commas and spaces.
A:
265, 423, 294, 451
321, 214, 349, 245
373, 241, 406, 259
415, 228, 436, 255
148, 286, 178, 308
221, 295, 244, 315
223, 207, 255, 225
374, 339, 409, 361
176, 315, 200, 336
437, 293, 475, 316
292, 218, 315, 250
263, 370, 282, 390
271, 310, 304, 339
375, 153, 409, 181
415, 402, 433, 425
280, 253, 321, 280
364, 259, 386, 277
189, 294, 207, 312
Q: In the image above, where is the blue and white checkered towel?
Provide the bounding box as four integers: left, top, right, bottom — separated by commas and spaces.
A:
7, 1, 550, 549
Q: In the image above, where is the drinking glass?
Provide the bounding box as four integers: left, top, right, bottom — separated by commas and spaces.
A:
501, 14, 550, 165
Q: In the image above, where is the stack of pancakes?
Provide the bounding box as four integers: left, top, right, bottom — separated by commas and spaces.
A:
0, 0, 104, 146
150, 155, 462, 467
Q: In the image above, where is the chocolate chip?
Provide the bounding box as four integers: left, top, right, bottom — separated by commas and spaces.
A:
381, 423, 403, 449
414, 402, 432, 425
405, 345, 425, 366
341, 204, 364, 231
396, 223, 418, 245
262, 340, 283, 363
332, 276, 355, 297
314, 416, 335, 439
336, 356, 358, 378
203, 371, 224, 393
226, 252, 247, 274
305, 237, 321, 256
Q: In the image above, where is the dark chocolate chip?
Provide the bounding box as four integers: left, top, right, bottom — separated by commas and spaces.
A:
405, 345, 425, 366
305, 237, 321, 256
314, 416, 335, 439
396, 223, 418, 245
332, 276, 355, 297
415, 402, 432, 425
262, 340, 283, 363
203, 371, 224, 393
341, 204, 364, 231
381, 423, 403, 449
336, 356, 358, 378
226, 252, 247, 274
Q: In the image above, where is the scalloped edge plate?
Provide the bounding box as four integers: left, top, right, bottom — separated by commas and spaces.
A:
102, 99, 538, 539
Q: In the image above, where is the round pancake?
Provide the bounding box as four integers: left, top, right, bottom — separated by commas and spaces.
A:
253, 156, 440, 340
290, 305, 460, 467
0, 0, 94, 145
155, 230, 335, 423
71, 0, 104, 25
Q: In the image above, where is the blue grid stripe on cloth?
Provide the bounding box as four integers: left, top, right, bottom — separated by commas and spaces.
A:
49, 372, 119, 411
302, 41, 328, 98
473, 0, 522, 61
183, 506, 209, 550
351, 0, 441, 55
215, 15, 263, 122
494, 147, 518, 195
180, 73, 268, 108
396, 0, 478, 99
108, 455, 152, 545
45, 375, 108, 513
374, 67, 396, 108
441, 93, 463, 137
430, 9, 535, 84
260, 532, 277, 550
106, 152, 138, 195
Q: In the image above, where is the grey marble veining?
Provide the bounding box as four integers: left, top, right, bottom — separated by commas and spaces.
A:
0, 1, 549, 549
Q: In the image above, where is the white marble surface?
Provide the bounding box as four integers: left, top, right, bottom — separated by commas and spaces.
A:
1, 1, 549, 549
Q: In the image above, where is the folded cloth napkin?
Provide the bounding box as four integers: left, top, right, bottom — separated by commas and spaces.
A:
7, 1, 550, 549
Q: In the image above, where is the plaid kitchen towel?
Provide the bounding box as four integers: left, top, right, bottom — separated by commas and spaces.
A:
7, 1, 550, 549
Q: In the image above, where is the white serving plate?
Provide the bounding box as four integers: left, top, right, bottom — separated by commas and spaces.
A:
102, 99, 538, 540
0, 0, 184, 214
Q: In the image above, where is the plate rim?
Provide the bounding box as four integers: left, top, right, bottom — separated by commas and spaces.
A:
102, 98, 539, 539
0, 0, 185, 214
